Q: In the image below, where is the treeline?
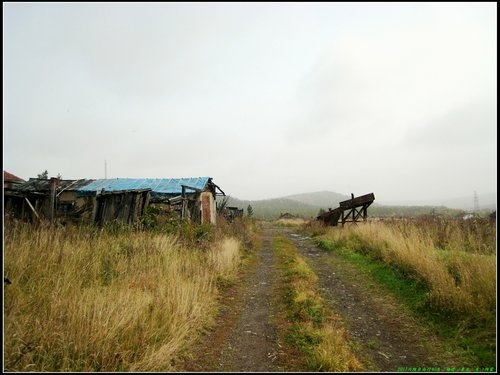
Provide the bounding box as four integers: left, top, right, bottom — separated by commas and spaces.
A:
369, 204, 466, 218
224, 197, 493, 221
224, 197, 319, 220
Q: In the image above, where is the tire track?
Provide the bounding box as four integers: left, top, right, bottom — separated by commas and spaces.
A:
283, 229, 461, 371
176, 227, 285, 372
215, 228, 283, 372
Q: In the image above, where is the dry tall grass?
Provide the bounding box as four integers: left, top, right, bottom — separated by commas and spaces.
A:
4, 221, 241, 372
207, 237, 241, 277
316, 218, 496, 322
274, 218, 309, 227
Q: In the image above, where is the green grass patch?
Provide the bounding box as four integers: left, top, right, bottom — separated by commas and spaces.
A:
286, 324, 323, 354
316, 239, 429, 311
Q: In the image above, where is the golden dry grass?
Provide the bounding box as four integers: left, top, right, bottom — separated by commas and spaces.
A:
318, 219, 496, 322
4, 221, 241, 372
275, 218, 310, 227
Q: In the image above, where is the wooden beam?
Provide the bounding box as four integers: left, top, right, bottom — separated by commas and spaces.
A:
24, 197, 42, 222
339, 193, 375, 209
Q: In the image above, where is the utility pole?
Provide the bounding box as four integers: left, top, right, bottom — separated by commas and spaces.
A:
473, 191, 479, 213
105, 160, 107, 179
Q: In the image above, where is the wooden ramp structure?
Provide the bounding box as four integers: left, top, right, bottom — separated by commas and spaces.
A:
317, 193, 375, 227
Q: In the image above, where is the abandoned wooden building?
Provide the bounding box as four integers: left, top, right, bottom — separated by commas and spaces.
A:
221, 206, 244, 221
4, 177, 99, 223
279, 212, 298, 219
78, 177, 225, 225
4, 171, 27, 219
3, 175, 225, 225
3, 171, 25, 190
76, 184, 151, 226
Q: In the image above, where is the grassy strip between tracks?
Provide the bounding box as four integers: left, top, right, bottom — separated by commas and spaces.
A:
271, 235, 363, 372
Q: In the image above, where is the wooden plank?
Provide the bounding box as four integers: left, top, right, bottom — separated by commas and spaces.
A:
24, 197, 42, 222
339, 193, 375, 209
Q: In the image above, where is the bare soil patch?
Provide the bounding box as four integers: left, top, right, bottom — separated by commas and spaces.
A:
175, 227, 295, 372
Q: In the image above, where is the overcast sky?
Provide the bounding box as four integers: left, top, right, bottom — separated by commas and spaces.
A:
3, 2, 497, 203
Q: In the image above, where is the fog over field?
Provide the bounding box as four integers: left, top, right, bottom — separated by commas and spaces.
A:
3, 3, 496, 203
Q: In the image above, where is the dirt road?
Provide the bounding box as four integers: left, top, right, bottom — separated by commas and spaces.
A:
177, 225, 463, 372
284, 229, 462, 371
177, 227, 287, 372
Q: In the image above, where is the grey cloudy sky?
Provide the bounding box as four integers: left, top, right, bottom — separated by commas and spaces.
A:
3, 2, 497, 203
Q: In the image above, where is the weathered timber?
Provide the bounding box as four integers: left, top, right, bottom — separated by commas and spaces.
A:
317, 207, 342, 226
6, 176, 224, 226
339, 193, 375, 209
318, 193, 375, 226
24, 197, 41, 222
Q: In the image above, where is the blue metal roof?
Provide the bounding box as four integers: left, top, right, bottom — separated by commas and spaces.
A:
77, 177, 211, 196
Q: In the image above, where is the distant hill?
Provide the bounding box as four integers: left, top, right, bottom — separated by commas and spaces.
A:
223, 191, 368, 220
283, 191, 350, 209
223, 196, 320, 220
379, 192, 496, 211
222, 190, 495, 220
